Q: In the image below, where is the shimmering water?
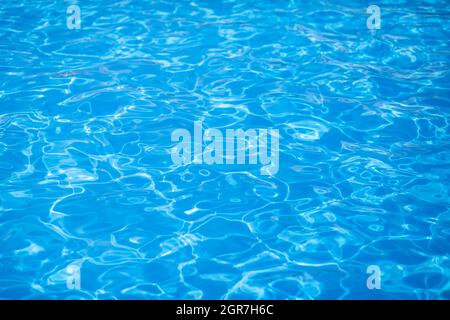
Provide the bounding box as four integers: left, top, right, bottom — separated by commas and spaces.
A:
0, 0, 449, 300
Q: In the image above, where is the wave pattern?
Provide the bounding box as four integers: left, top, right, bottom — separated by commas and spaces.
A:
0, 0, 449, 299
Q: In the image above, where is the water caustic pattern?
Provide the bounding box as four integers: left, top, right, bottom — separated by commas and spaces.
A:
0, 0, 449, 300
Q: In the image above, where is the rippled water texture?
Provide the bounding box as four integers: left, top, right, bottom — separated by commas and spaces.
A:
1, 0, 450, 299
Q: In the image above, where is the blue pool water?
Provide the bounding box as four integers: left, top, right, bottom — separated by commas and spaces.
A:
0, 0, 449, 300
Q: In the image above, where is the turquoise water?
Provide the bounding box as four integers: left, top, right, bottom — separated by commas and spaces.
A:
0, 0, 449, 299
